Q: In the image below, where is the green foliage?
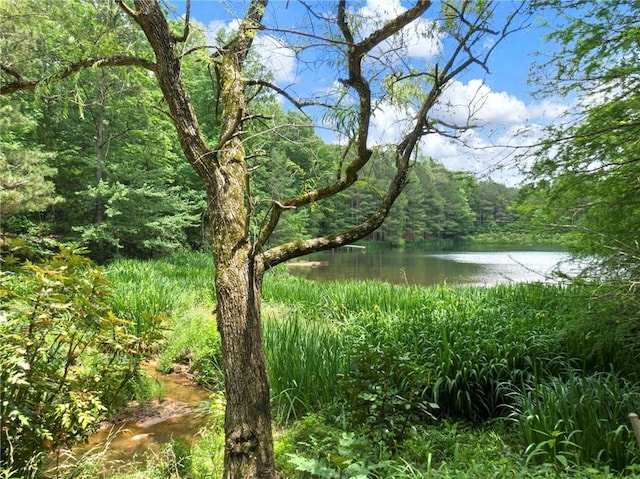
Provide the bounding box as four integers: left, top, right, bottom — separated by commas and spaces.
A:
287, 431, 392, 479
0, 243, 149, 477
263, 309, 347, 423
86, 254, 640, 475
513, 371, 640, 471
1, 7, 204, 261
526, 1, 640, 284
277, 414, 392, 479
341, 341, 438, 448
0, 104, 58, 218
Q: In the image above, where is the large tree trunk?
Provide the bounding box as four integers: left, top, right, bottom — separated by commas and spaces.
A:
208, 52, 277, 479
125, 2, 276, 476
213, 248, 275, 478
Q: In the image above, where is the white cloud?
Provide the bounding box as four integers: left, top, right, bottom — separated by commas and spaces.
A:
417, 122, 550, 185
255, 35, 297, 83
369, 102, 413, 145
434, 79, 529, 127
433, 79, 572, 128
357, 0, 443, 60
527, 98, 572, 119
360, 79, 573, 184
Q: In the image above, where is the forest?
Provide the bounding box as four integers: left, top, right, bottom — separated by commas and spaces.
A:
2, 1, 640, 479
2, 82, 521, 260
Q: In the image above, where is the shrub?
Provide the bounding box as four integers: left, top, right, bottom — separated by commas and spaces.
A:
340, 341, 438, 448
0, 244, 150, 477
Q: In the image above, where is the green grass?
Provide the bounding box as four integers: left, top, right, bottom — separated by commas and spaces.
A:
96, 252, 640, 477
514, 371, 640, 470
263, 307, 347, 422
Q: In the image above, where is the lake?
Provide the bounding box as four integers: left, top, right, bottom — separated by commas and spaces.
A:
286, 246, 577, 287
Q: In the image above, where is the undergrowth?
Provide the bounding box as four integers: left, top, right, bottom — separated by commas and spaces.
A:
85, 253, 640, 478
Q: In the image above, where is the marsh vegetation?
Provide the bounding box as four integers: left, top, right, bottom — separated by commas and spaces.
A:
81, 253, 640, 477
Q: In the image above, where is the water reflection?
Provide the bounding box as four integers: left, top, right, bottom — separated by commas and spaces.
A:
67, 366, 212, 476
287, 248, 577, 287
426, 250, 575, 286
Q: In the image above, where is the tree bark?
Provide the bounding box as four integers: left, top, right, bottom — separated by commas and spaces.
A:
124, 1, 276, 476
210, 52, 276, 478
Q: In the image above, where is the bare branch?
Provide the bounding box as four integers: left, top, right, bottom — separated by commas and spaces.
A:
355, 0, 432, 57
245, 79, 333, 110
258, 1, 528, 264
173, 0, 191, 42
256, 0, 434, 253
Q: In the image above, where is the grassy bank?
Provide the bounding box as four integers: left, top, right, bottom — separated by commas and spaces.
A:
464, 231, 572, 247
95, 252, 640, 478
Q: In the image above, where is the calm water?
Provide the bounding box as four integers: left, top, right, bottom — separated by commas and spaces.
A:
287, 247, 577, 286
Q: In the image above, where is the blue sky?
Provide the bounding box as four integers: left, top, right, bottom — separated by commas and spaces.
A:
167, 1, 568, 184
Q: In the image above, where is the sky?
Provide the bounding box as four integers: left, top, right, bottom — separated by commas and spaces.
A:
167, 0, 570, 185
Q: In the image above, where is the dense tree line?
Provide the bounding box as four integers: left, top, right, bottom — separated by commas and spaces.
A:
1, 85, 519, 260
0, 3, 522, 262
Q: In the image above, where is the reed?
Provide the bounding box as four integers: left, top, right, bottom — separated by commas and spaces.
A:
263, 274, 634, 424
106, 254, 217, 354
104, 253, 640, 473
263, 308, 347, 423
514, 371, 640, 470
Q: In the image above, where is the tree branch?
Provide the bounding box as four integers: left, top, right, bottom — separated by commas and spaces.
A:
256, 0, 433, 253
173, 0, 191, 42
258, 1, 526, 264
245, 79, 333, 110
1, 56, 156, 95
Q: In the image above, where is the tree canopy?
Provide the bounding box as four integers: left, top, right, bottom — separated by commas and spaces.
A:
526, 0, 640, 280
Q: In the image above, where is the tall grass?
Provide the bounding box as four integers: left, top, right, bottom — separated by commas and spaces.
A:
104, 253, 640, 473
275, 280, 571, 419
106, 253, 216, 350
513, 371, 640, 470
263, 308, 347, 423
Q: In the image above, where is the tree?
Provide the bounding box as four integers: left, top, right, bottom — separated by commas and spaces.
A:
468, 179, 518, 231
526, 0, 640, 279
1, 1, 526, 476
0, 104, 58, 220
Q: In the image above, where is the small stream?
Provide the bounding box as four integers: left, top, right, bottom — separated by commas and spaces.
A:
75, 365, 212, 473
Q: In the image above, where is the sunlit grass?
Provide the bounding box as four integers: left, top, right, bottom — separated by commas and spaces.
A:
513, 371, 640, 470
263, 307, 347, 422
101, 252, 640, 475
